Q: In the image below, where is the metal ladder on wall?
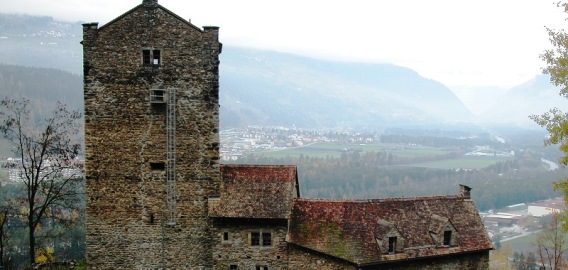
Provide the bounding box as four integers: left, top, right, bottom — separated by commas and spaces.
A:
166, 88, 177, 226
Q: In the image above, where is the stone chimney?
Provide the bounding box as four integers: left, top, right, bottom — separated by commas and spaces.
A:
459, 184, 471, 199
143, 0, 158, 6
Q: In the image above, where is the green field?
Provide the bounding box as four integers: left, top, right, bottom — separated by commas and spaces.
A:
254, 142, 510, 169
256, 142, 451, 159
410, 157, 512, 169
502, 233, 539, 254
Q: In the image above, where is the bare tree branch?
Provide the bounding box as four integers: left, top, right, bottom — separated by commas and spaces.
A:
0, 97, 82, 265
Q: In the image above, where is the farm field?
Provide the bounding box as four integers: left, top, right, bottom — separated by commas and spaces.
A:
254, 142, 511, 169
256, 142, 451, 158
409, 157, 513, 169
502, 233, 538, 254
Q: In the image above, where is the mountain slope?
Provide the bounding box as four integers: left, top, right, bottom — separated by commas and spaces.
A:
0, 64, 83, 112
478, 75, 568, 127
0, 14, 82, 74
220, 47, 473, 128
0, 13, 474, 129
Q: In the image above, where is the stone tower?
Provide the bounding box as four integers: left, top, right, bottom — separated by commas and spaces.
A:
82, 0, 222, 268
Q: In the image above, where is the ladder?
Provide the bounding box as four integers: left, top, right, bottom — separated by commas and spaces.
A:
166, 88, 177, 226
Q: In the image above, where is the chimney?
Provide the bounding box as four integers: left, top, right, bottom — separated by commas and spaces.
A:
143, 0, 158, 6
459, 184, 471, 199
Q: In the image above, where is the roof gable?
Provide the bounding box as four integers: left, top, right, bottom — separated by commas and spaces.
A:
428, 214, 454, 235
98, 0, 203, 32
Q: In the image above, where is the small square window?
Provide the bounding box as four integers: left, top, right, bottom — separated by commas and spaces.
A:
255, 266, 268, 270
142, 49, 161, 66
229, 265, 237, 270
151, 89, 166, 103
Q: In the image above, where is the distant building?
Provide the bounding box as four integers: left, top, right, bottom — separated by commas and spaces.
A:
528, 197, 565, 217
484, 213, 523, 227
83, 0, 493, 269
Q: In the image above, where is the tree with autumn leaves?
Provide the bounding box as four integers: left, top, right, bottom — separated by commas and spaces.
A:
533, 1, 568, 226
0, 97, 82, 266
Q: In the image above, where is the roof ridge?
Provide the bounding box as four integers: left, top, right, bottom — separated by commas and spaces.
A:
294, 194, 464, 203
221, 164, 297, 168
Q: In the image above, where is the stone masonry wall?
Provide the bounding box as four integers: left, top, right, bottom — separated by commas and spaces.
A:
83, 2, 221, 269
211, 219, 289, 269
358, 251, 490, 270
288, 245, 488, 270
288, 245, 356, 270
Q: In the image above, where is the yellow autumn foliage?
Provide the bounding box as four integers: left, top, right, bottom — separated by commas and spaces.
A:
35, 248, 54, 264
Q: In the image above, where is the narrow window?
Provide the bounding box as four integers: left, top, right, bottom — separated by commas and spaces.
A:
150, 162, 165, 171
262, 232, 272, 246
142, 49, 151, 65
443, 231, 452, 246
251, 232, 260, 246
255, 266, 268, 270
229, 265, 237, 270
388, 236, 397, 254
153, 49, 161, 65
223, 232, 229, 241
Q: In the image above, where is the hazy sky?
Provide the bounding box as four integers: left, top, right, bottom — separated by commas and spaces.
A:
2, 0, 567, 89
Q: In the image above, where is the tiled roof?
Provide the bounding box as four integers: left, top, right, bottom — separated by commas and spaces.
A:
209, 165, 299, 219
288, 195, 493, 266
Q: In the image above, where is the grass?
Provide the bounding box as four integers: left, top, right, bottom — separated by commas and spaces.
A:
255, 142, 508, 169
257, 142, 452, 159
502, 233, 538, 254
408, 157, 512, 169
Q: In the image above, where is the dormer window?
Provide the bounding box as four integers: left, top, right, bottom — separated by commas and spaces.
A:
428, 215, 458, 247
375, 219, 405, 254
388, 237, 397, 254
443, 231, 452, 246
142, 48, 161, 66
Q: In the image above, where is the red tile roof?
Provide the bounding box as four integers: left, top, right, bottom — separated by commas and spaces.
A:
209, 165, 299, 219
288, 195, 493, 266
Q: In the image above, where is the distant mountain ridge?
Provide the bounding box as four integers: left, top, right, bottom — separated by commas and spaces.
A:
478, 74, 568, 127
219, 47, 473, 128
0, 13, 82, 74
6, 13, 560, 130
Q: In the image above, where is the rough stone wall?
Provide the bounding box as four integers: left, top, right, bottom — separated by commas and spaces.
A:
288, 245, 356, 270
289, 245, 488, 270
358, 251, 490, 270
211, 219, 290, 270
82, 2, 221, 269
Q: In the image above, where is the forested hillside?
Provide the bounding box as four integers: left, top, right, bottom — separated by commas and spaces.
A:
226, 149, 563, 211
0, 64, 83, 111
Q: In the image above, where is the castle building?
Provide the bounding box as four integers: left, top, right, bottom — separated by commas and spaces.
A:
82, 1, 493, 269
